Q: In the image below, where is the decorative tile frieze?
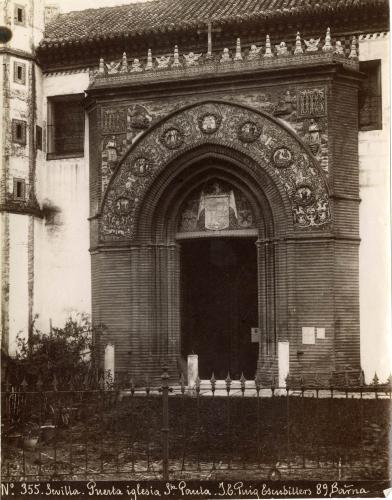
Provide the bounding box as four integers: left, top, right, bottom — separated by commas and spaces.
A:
297, 88, 326, 118
101, 107, 127, 134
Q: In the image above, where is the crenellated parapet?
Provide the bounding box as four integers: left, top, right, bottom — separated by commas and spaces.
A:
89, 29, 359, 88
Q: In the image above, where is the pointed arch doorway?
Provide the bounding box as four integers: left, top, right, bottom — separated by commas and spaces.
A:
180, 236, 258, 380
176, 176, 261, 380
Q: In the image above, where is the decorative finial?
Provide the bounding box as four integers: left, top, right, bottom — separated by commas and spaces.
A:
247, 44, 262, 61
322, 27, 333, 52
276, 41, 289, 56
304, 36, 320, 53
234, 37, 243, 61
184, 51, 202, 67
294, 32, 303, 55
220, 47, 231, 63
334, 40, 345, 56
146, 49, 153, 70
130, 58, 143, 73
120, 52, 128, 72
156, 54, 171, 69
99, 57, 105, 74
172, 45, 182, 68
264, 35, 273, 58
349, 36, 358, 59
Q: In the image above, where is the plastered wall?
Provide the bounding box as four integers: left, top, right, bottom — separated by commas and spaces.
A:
34, 71, 91, 333
358, 33, 391, 382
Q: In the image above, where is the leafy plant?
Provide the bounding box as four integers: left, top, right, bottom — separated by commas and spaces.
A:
14, 314, 97, 388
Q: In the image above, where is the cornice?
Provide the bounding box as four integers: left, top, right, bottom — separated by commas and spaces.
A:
0, 47, 36, 61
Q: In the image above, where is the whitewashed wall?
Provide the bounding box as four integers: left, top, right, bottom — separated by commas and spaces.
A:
34, 71, 91, 333
358, 33, 391, 382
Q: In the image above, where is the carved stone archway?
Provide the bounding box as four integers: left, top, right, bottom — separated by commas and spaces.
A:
94, 100, 336, 384
100, 100, 331, 243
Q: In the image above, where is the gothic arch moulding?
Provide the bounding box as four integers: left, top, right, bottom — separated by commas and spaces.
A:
100, 100, 331, 241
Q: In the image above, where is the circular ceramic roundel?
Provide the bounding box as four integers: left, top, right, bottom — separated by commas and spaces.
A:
294, 184, 314, 206
273, 147, 293, 168
238, 121, 261, 143
160, 127, 184, 150
198, 113, 222, 134
114, 196, 133, 215
133, 157, 151, 177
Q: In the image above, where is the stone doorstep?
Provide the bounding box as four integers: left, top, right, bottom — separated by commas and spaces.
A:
119, 384, 390, 398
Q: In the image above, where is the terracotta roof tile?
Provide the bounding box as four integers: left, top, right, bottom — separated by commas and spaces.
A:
40, 0, 389, 47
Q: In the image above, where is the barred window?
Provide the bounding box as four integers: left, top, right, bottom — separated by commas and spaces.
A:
47, 95, 84, 159
36, 125, 42, 150
359, 60, 382, 131
14, 5, 26, 26
13, 61, 26, 85
12, 119, 27, 145
13, 178, 26, 200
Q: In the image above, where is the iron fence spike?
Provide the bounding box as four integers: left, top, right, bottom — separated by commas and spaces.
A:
179, 372, 185, 392
388, 373, 392, 386
210, 372, 216, 393
372, 372, 379, 386
129, 377, 135, 394
36, 376, 43, 391
255, 372, 262, 391
21, 378, 28, 390
225, 372, 232, 393
344, 370, 350, 387
359, 371, 365, 387
195, 376, 201, 390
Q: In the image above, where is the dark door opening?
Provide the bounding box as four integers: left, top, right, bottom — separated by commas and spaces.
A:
180, 237, 258, 379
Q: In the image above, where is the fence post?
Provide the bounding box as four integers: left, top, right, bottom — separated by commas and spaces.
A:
161, 366, 169, 480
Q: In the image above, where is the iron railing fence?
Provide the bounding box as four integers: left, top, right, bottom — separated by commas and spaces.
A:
1, 370, 391, 481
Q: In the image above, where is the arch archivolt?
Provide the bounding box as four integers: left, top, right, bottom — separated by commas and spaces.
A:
100, 101, 331, 241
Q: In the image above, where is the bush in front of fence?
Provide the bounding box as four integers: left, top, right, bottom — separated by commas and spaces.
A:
9, 315, 97, 388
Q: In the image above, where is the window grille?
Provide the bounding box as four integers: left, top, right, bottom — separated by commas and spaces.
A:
47, 95, 84, 158
14, 5, 26, 25
13, 178, 26, 200
13, 61, 26, 85
359, 60, 382, 131
36, 125, 42, 151
12, 119, 27, 145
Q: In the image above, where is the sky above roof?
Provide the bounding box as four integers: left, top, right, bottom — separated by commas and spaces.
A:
58, 0, 151, 13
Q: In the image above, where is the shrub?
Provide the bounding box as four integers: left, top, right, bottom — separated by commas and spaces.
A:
13, 314, 96, 388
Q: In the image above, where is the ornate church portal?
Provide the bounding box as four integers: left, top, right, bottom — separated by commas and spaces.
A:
87, 59, 362, 384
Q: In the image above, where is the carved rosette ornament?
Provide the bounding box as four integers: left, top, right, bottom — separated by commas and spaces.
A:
160, 127, 184, 149
273, 147, 292, 168
100, 102, 331, 240
238, 121, 261, 143
198, 113, 222, 134
294, 184, 314, 206
114, 196, 133, 215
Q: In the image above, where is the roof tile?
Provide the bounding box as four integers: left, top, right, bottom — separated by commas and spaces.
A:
40, 0, 388, 47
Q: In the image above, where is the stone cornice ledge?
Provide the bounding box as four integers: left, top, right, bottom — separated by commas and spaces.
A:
89, 52, 359, 90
